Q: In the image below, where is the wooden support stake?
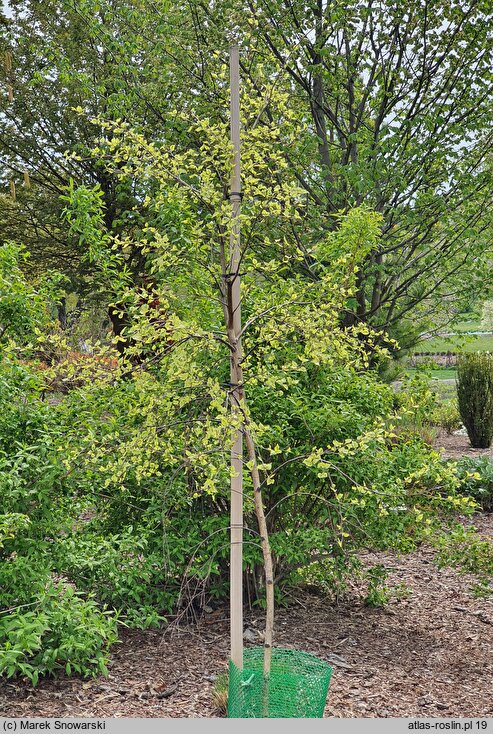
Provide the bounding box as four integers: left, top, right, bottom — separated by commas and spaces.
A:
229, 40, 243, 671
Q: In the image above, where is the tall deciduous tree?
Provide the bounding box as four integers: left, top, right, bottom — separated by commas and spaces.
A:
186, 0, 493, 347
0, 0, 195, 336
2, 0, 493, 351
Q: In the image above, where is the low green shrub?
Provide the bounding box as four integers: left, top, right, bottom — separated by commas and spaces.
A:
393, 370, 438, 430
56, 531, 170, 629
0, 360, 118, 682
457, 353, 493, 448
364, 564, 392, 607
434, 524, 493, 596
430, 401, 462, 434
0, 243, 61, 348
0, 583, 117, 684
0, 508, 119, 684
454, 456, 493, 512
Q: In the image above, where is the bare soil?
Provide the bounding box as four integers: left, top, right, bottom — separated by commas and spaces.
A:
1, 513, 493, 718
436, 429, 493, 460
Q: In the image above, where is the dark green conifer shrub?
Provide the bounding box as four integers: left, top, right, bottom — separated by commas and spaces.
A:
457, 353, 493, 448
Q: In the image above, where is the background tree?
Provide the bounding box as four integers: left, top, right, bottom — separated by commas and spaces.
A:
0, 0, 195, 338
3, 0, 493, 353
185, 0, 493, 349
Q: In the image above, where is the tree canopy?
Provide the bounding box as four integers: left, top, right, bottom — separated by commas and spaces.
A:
1, 0, 493, 349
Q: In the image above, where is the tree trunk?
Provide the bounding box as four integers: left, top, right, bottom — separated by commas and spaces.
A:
57, 296, 67, 329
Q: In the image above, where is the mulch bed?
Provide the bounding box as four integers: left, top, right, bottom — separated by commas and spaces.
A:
435, 429, 493, 460
1, 512, 493, 718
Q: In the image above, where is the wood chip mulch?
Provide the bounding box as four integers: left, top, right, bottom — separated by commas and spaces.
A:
436, 429, 493, 460
1, 513, 493, 718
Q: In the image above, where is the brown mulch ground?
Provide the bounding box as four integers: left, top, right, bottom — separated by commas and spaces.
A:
435, 428, 493, 460
1, 512, 493, 718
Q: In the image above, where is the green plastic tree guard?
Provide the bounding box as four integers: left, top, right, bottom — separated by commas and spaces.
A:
228, 647, 333, 718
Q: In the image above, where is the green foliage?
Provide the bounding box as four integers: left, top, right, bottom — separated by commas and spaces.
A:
0, 513, 30, 548
0, 243, 62, 348
365, 569, 410, 608
0, 358, 118, 682
55, 531, 168, 629
50, 331, 477, 609
434, 525, 493, 596
237, 0, 493, 342
364, 565, 392, 608
0, 583, 117, 684
457, 353, 493, 448
454, 457, 493, 513
393, 370, 439, 432
430, 401, 462, 435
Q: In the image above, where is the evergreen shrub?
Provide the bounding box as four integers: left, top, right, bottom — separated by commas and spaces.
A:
457, 353, 493, 448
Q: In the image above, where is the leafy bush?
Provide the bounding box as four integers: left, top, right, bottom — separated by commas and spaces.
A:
0, 340, 482, 672
430, 401, 462, 434
0, 534, 118, 684
0, 243, 65, 350
51, 360, 479, 612
455, 456, 493, 512
56, 531, 169, 628
434, 524, 493, 596
364, 565, 392, 607
457, 352, 493, 448
0, 360, 119, 682
393, 370, 438, 433
0, 583, 117, 684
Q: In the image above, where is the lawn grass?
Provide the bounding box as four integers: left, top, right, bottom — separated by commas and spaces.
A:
432, 380, 457, 402
403, 368, 456, 380
449, 319, 483, 333
430, 369, 457, 380
415, 334, 493, 353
